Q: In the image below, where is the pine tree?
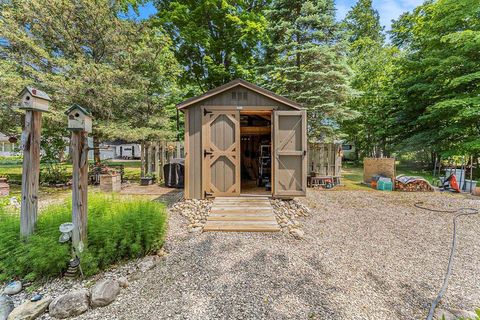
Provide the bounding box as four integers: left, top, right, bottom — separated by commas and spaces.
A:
341, 0, 396, 158
262, 0, 353, 140
344, 0, 384, 45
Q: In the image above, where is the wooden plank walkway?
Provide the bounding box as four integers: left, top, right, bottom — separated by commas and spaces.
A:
204, 197, 280, 232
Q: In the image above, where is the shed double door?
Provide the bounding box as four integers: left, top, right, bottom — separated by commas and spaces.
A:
201, 107, 306, 198
202, 107, 241, 197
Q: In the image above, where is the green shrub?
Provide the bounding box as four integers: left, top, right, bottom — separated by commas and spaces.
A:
0, 156, 22, 166
40, 162, 70, 185
0, 194, 167, 282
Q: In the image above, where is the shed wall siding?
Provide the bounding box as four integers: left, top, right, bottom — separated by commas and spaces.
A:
201, 87, 292, 110
186, 106, 203, 199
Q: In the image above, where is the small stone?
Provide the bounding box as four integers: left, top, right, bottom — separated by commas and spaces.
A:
189, 227, 202, 233
0, 295, 14, 320
3, 282, 22, 296
290, 228, 305, 239
434, 308, 455, 320
49, 290, 89, 319
449, 309, 478, 319
90, 280, 120, 308
30, 294, 43, 302
157, 248, 167, 257
117, 277, 129, 289
138, 255, 160, 272
7, 296, 51, 320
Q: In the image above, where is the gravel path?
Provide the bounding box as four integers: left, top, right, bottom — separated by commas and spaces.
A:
76, 190, 480, 319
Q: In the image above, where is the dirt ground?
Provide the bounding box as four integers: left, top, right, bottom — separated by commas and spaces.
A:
76, 189, 480, 320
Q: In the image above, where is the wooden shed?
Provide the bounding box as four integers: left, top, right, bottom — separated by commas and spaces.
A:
178, 79, 307, 199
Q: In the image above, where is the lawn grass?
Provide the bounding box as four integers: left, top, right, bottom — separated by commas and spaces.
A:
0, 160, 143, 182
340, 162, 439, 190
340, 165, 372, 190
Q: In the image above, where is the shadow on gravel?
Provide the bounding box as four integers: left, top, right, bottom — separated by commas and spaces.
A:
198, 243, 345, 319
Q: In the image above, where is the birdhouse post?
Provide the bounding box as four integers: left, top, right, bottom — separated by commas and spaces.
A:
65, 104, 92, 249
18, 87, 51, 237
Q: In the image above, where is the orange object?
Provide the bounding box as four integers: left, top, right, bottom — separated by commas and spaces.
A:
449, 174, 460, 193
371, 181, 377, 189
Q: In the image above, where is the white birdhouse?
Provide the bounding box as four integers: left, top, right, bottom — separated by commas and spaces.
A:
18, 87, 51, 112
65, 104, 93, 133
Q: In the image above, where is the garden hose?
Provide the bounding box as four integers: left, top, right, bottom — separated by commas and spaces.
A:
414, 202, 478, 320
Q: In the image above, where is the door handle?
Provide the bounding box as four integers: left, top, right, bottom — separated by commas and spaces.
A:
204, 150, 213, 157
303, 150, 307, 156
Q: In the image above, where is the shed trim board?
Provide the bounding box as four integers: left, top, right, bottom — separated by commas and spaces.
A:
184, 108, 190, 199
178, 79, 306, 199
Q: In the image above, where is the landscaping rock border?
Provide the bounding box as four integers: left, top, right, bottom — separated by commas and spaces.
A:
1, 254, 165, 320
169, 199, 212, 233
7, 296, 51, 320
271, 199, 310, 239
0, 295, 14, 320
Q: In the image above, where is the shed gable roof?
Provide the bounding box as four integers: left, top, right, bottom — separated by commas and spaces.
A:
176, 79, 302, 110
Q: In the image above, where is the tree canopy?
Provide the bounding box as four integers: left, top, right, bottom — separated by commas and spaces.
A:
0, 0, 478, 164
0, 0, 180, 161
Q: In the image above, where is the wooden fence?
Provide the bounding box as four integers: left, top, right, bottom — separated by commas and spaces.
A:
141, 141, 184, 181
308, 143, 342, 177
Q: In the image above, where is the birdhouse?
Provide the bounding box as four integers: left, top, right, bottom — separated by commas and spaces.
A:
65, 104, 93, 133
18, 87, 51, 112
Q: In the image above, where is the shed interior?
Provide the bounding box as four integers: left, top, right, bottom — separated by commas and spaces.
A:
240, 111, 272, 196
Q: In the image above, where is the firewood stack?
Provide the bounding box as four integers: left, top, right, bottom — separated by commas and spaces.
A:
395, 175, 434, 192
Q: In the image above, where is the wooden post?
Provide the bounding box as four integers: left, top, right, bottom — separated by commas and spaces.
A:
176, 141, 181, 159
71, 131, 88, 247
20, 110, 42, 237
155, 143, 160, 183
140, 141, 145, 177
160, 142, 166, 182
148, 143, 153, 174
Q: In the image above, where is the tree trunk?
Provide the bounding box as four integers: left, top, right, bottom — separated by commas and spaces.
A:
93, 135, 101, 164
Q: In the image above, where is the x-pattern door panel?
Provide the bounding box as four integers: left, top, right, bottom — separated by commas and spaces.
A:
202, 107, 240, 197
273, 110, 307, 197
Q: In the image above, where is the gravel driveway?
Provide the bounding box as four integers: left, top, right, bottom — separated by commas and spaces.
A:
77, 190, 480, 319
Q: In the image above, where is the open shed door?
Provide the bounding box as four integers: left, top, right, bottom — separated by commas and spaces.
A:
273, 110, 307, 197
202, 107, 241, 197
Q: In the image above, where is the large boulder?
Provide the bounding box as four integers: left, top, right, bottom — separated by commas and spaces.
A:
7, 296, 51, 320
49, 290, 89, 319
3, 282, 21, 296
90, 280, 120, 308
0, 295, 14, 320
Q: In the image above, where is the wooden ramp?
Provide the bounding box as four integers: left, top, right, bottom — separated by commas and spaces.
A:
204, 197, 280, 232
